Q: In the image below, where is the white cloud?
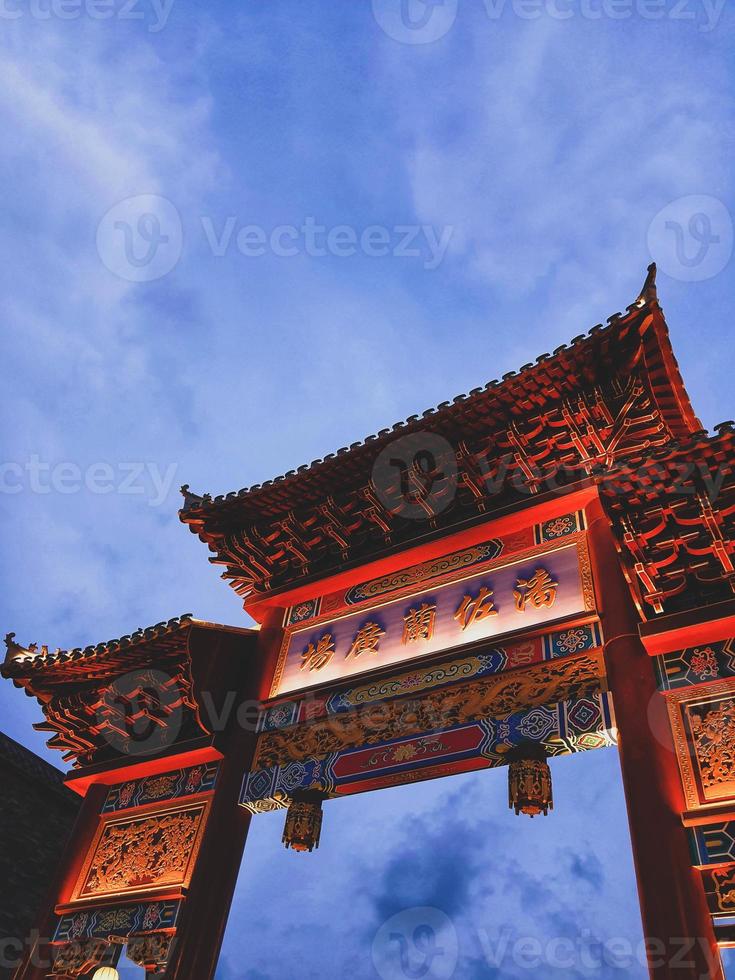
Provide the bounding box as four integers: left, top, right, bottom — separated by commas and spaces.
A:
378, 14, 732, 303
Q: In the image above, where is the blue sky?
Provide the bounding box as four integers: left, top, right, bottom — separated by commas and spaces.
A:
1, 0, 734, 976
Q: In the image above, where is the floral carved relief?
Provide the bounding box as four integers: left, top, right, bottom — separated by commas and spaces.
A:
689, 698, 735, 791
76, 803, 207, 900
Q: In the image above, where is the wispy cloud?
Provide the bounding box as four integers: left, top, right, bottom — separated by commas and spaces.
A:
1, 4, 733, 976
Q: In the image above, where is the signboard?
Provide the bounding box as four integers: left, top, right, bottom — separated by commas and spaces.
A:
270, 537, 594, 698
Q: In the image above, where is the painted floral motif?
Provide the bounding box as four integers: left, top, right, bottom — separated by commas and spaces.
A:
496, 722, 512, 741
288, 600, 319, 625
55, 900, 181, 944
542, 515, 576, 539
690, 647, 719, 679
118, 782, 135, 808
518, 707, 556, 741
247, 769, 276, 800
97, 908, 134, 932
143, 774, 178, 800
302, 699, 328, 722
185, 766, 204, 794
368, 737, 446, 768
554, 628, 589, 655
70, 912, 89, 939
103, 763, 219, 813
567, 699, 599, 730
345, 540, 503, 606
281, 762, 309, 790
574, 732, 608, 751
142, 904, 162, 931
268, 703, 298, 729
506, 642, 534, 666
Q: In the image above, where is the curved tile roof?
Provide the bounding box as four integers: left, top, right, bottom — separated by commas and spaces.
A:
179, 265, 699, 526
2, 614, 194, 680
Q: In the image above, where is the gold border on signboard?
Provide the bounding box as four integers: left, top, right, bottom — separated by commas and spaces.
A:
268, 533, 595, 699
70, 798, 210, 905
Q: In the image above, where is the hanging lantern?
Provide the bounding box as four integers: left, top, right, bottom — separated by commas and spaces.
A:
508, 744, 553, 817
92, 969, 120, 980
282, 790, 325, 852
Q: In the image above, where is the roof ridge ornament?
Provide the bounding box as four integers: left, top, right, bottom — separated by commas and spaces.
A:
4, 632, 38, 665
2, 615, 196, 677
635, 262, 658, 308
180, 484, 204, 510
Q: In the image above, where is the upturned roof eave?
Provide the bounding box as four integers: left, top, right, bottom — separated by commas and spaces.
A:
1, 615, 258, 685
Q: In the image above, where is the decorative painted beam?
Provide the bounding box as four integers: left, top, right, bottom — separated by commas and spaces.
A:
253, 649, 606, 770
241, 689, 616, 813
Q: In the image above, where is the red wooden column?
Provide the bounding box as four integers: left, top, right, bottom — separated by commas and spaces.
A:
159, 624, 265, 980
586, 497, 723, 980
161, 722, 257, 979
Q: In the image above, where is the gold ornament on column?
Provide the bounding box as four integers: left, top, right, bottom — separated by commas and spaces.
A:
282, 790, 326, 852
508, 744, 553, 817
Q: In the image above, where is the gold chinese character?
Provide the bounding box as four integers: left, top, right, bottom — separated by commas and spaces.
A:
402, 602, 436, 644
514, 568, 558, 611
346, 621, 385, 659
454, 586, 498, 631
300, 633, 335, 671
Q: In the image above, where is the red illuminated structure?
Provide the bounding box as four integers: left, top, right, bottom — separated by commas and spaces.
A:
4, 265, 734, 978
